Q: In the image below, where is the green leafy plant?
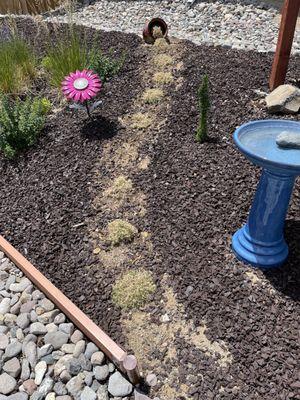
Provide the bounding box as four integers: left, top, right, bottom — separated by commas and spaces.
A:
89, 49, 126, 83
195, 74, 210, 143
0, 37, 36, 94
0, 94, 51, 158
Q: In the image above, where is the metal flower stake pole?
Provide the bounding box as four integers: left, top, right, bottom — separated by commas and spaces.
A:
62, 70, 102, 119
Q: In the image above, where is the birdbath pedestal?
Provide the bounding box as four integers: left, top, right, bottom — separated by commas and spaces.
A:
232, 120, 300, 269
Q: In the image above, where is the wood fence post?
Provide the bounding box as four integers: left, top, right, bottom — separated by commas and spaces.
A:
269, 0, 300, 90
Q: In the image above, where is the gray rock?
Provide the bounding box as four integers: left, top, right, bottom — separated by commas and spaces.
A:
39, 299, 54, 311
41, 354, 55, 365
37, 344, 53, 359
266, 85, 300, 114
276, 131, 300, 149
59, 323, 74, 336
3, 357, 21, 378
32, 290, 44, 301
46, 323, 58, 333
30, 391, 44, 400
24, 341, 37, 368
70, 330, 83, 344
73, 340, 85, 358
54, 381, 67, 395
80, 386, 96, 400
78, 354, 91, 372
0, 298, 11, 314
134, 389, 152, 399
16, 313, 30, 329
21, 359, 31, 381
108, 372, 132, 397
54, 355, 73, 377
3, 341, 22, 361
44, 331, 69, 350
54, 313, 65, 325
91, 352, 104, 366
145, 373, 158, 387
3, 313, 17, 327
61, 344, 75, 354
38, 377, 54, 396
0, 333, 8, 350
34, 361, 47, 385
30, 322, 47, 335
93, 365, 109, 381
90, 380, 100, 392
84, 343, 98, 359
66, 374, 84, 400
8, 393, 28, 400
9, 277, 31, 292
60, 370, 72, 384
20, 301, 35, 314
45, 394, 56, 400
68, 358, 82, 376
84, 371, 93, 386
56, 397, 72, 400
38, 310, 59, 324
0, 373, 17, 395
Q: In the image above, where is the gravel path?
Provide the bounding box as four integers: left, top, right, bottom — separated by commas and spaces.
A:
0, 251, 134, 400
46, 0, 300, 54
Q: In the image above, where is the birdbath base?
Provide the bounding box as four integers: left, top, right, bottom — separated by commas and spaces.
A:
231, 120, 300, 270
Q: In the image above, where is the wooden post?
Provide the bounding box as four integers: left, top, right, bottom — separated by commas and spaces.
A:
269, 0, 300, 90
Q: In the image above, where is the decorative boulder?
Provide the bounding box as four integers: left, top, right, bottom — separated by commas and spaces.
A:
266, 84, 300, 114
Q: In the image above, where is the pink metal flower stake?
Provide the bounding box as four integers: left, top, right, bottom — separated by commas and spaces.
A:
62, 70, 102, 119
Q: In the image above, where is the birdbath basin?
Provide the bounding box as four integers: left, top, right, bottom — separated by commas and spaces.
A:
232, 119, 300, 269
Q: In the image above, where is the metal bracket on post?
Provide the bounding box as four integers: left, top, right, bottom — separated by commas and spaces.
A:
269, 0, 300, 91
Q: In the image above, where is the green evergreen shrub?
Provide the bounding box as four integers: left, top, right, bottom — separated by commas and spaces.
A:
0, 95, 51, 158
195, 74, 210, 143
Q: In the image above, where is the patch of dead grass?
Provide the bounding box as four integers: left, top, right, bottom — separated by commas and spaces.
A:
142, 88, 164, 104
130, 112, 153, 129
153, 38, 170, 49
153, 71, 174, 85
107, 219, 138, 246
138, 156, 151, 170
153, 54, 173, 68
112, 269, 156, 310
104, 176, 133, 201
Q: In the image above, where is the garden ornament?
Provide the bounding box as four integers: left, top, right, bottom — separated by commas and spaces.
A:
143, 18, 169, 44
232, 120, 300, 269
62, 69, 102, 119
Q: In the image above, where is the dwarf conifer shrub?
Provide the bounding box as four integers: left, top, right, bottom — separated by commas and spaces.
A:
196, 74, 210, 143
0, 95, 51, 158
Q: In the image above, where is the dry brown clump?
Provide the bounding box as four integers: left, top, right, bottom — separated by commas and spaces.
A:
130, 112, 153, 129
107, 219, 137, 246
142, 88, 164, 104
153, 72, 173, 85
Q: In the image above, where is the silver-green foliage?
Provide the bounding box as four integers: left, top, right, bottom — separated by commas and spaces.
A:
0, 95, 51, 158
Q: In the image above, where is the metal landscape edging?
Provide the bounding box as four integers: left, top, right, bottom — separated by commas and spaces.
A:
0, 235, 141, 385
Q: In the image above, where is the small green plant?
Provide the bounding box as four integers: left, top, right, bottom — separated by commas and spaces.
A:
112, 269, 156, 310
0, 94, 51, 158
89, 49, 126, 84
0, 37, 36, 94
196, 75, 210, 143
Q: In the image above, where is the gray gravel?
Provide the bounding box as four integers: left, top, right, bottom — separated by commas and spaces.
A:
44, 0, 300, 54
0, 251, 133, 399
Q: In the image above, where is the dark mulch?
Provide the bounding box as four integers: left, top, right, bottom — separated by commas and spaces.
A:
0, 18, 147, 343
0, 17, 299, 399
136, 42, 300, 399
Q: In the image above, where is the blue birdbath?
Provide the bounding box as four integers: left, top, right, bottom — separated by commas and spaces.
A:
232, 119, 300, 269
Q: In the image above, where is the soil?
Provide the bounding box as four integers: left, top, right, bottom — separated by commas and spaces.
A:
0, 17, 299, 400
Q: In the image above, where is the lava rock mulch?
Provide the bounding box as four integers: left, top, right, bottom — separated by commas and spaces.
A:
136, 42, 300, 399
0, 17, 299, 400
0, 251, 133, 399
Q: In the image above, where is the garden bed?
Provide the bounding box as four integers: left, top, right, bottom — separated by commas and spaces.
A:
0, 17, 299, 400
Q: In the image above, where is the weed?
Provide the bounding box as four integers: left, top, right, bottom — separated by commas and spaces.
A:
195, 74, 210, 143
131, 113, 152, 129
0, 94, 50, 158
142, 88, 164, 104
89, 49, 126, 83
112, 269, 156, 309
108, 219, 137, 246
104, 176, 133, 200
153, 72, 173, 85
0, 36, 36, 94
153, 54, 173, 68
